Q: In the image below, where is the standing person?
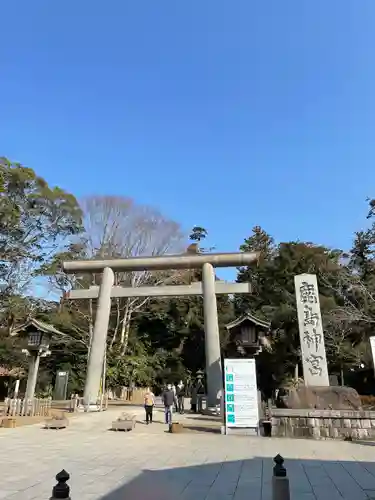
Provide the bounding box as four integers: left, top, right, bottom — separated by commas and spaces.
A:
144, 387, 155, 425
172, 383, 178, 412
129, 381, 135, 401
162, 384, 175, 424
176, 380, 185, 414
190, 385, 198, 413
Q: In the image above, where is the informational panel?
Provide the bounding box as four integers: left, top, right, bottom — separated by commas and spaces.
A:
224, 358, 259, 429
370, 336, 375, 372
294, 274, 329, 387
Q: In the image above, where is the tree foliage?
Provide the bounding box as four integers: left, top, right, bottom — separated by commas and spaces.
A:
189, 226, 208, 242
2, 155, 375, 398
235, 212, 375, 394
0, 157, 83, 306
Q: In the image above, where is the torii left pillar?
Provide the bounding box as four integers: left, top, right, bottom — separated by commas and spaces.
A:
83, 267, 114, 408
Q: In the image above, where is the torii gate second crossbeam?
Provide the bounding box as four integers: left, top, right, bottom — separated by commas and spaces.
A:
66, 281, 251, 299
63, 251, 258, 408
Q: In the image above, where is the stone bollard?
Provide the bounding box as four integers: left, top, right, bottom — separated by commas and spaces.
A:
50, 470, 71, 499
272, 455, 290, 500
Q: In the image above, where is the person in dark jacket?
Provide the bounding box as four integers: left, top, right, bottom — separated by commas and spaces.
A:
162, 384, 175, 424
190, 385, 198, 412
176, 381, 185, 414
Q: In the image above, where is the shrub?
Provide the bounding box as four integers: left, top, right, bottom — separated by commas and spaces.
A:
360, 395, 375, 408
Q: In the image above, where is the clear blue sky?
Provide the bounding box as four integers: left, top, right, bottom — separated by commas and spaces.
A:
2, 1, 375, 274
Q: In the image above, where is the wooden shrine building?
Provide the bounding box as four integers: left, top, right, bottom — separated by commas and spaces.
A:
225, 313, 271, 358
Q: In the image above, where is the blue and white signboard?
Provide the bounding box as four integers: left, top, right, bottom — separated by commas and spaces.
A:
224, 358, 259, 430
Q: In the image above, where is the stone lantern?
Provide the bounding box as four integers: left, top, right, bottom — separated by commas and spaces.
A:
11, 319, 64, 400
225, 313, 271, 358
196, 369, 205, 394
196, 369, 204, 383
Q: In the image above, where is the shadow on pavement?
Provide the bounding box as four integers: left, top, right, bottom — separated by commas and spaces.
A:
183, 425, 221, 434
351, 440, 375, 447
183, 415, 222, 424
99, 455, 375, 500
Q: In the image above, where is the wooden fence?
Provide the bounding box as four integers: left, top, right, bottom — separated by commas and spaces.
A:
2, 393, 109, 417
107, 387, 148, 403
66, 393, 109, 412
3, 397, 52, 417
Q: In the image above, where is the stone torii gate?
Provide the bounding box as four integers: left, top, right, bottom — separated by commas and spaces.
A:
63, 251, 258, 407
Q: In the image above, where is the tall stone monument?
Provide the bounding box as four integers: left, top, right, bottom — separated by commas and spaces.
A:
294, 274, 329, 387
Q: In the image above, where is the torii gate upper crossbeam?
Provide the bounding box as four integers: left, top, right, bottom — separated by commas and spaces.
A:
62, 252, 258, 273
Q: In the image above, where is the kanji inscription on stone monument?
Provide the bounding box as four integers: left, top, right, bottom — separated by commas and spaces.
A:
294, 274, 329, 386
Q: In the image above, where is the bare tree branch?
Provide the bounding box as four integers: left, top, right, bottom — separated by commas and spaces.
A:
319, 269, 375, 325
78, 195, 186, 352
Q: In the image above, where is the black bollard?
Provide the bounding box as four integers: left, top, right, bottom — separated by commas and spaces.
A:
50, 470, 71, 500
272, 455, 290, 500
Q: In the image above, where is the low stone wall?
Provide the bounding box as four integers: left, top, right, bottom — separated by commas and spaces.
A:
271, 408, 375, 440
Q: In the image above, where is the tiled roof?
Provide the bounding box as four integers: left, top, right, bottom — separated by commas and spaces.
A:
10, 318, 65, 337
226, 312, 271, 330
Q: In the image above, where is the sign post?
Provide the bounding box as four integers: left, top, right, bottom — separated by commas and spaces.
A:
54, 371, 69, 401
223, 358, 259, 435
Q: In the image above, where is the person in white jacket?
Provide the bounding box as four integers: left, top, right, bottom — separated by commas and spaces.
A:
172, 384, 178, 412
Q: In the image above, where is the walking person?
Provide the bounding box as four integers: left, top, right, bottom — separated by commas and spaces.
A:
144, 387, 155, 425
162, 384, 175, 425
177, 380, 185, 414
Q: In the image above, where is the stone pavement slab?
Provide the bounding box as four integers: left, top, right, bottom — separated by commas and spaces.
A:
1, 407, 375, 499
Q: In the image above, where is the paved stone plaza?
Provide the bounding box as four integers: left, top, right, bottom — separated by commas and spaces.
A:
2, 407, 375, 499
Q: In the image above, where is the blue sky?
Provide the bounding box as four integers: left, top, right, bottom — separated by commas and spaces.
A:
2, 1, 375, 282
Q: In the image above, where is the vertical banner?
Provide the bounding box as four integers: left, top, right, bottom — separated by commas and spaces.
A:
224, 358, 259, 429
294, 274, 329, 387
